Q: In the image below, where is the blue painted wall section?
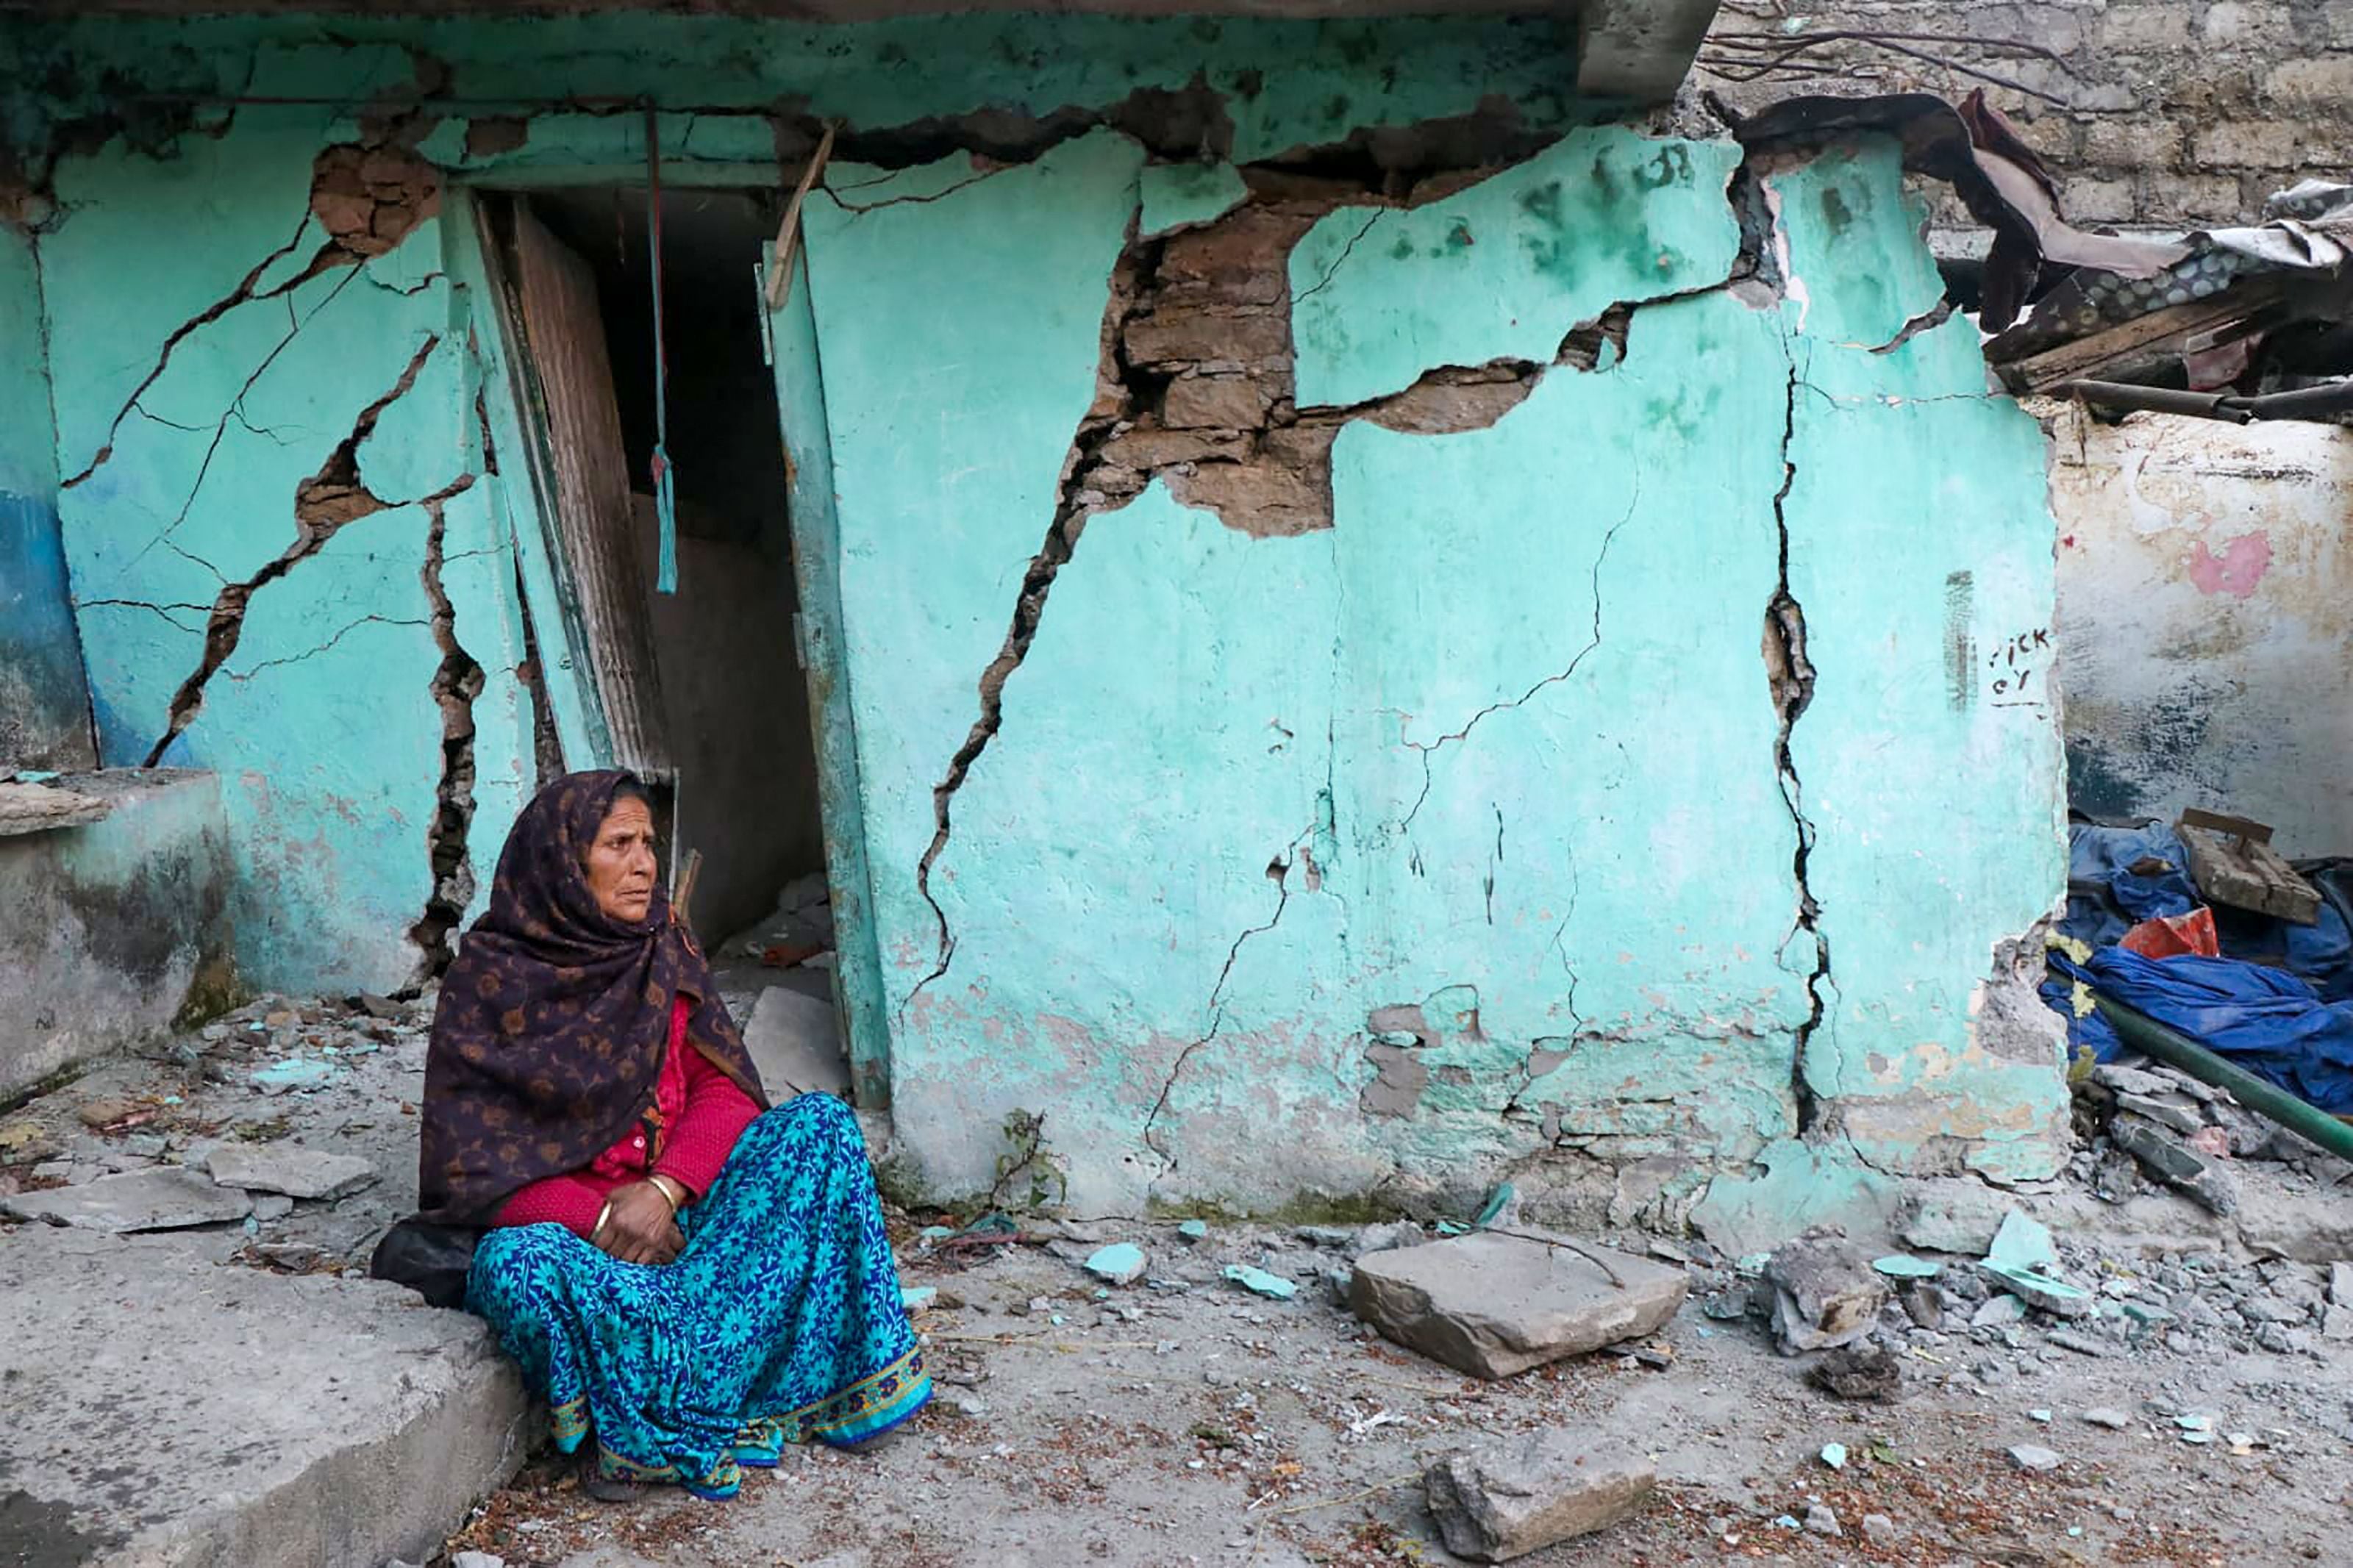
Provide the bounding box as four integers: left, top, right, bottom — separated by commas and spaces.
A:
0, 221, 95, 769
1, 15, 2068, 1239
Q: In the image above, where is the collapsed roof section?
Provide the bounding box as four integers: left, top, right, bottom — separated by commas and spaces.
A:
1735, 90, 2353, 423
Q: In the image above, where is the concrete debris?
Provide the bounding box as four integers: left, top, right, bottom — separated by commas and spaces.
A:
1085, 1243, 1148, 1286
205, 1144, 379, 1200
2110, 1113, 2238, 1215
1807, 1343, 1901, 1400
1224, 1264, 1299, 1300
1422, 1427, 1655, 1561
2083, 1407, 2130, 1428
1, 1167, 254, 1233
1986, 1211, 2057, 1273
1350, 1231, 1685, 1379
1761, 1229, 1888, 1356
251, 1058, 340, 1095
2008, 1443, 2062, 1472
1971, 1291, 2027, 1329
1803, 1503, 1842, 1537
1861, 1513, 1900, 1544
1177, 1218, 1209, 1244
453, 1553, 508, 1568
1899, 1184, 2013, 1256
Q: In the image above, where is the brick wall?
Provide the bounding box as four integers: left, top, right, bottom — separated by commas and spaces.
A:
1697, 0, 2353, 235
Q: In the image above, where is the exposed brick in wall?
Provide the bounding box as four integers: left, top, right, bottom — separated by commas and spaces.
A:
1696, 0, 2353, 235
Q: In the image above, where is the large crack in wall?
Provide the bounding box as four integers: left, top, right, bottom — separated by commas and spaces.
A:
141, 335, 463, 767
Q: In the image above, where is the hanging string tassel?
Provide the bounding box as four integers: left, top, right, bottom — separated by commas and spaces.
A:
646, 104, 679, 595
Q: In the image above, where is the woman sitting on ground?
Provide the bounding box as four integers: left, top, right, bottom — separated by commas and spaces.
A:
417, 769, 928, 1500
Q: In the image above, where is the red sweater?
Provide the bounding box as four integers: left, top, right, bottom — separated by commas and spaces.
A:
495, 996, 761, 1237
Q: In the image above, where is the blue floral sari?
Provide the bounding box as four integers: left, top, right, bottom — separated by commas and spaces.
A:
465, 1094, 929, 1497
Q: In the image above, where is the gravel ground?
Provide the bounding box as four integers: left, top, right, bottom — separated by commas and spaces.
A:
7, 992, 2353, 1567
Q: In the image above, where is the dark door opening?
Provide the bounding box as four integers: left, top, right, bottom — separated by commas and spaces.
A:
487, 185, 843, 1089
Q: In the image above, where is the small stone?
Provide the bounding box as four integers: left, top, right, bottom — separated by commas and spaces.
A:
1083, 1243, 1148, 1286
2046, 1330, 2110, 1358
2330, 1261, 2353, 1306
1424, 1428, 1655, 1561
2083, 1407, 2129, 1429
2256, 1321, 2295, 1354
205, 1145, 378, 1200
1178, 1219, 1210, 1244
251, 1194, 295, 1221
1803, 1503, 1842, 1538
1860, 1513, 1899, 1544
1762, 1228, 1888, 1355
1971, 1293, 2027, 1329
1819, 1442, 1847, 1469
1901, 1186, 2010, 1255
452, 1554, 507, 1568
1873, 1253, 1940, 1280
353, 990, 404, 1020
1294, 1225, 1354, 1249
1981, 1262, 2095, 1319
1807, 1345, 1899, 1401
2008, 1444, 2061, 1472
2322, 1304, 2353, 1342
75, 1098, 140, 1128
1350, 1231, 1683, 1378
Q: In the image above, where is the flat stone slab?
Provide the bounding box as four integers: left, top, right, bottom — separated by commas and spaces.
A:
1349, 1230, 1685, 1378
206, 1144, 379, 1200
1424, 1426, 1656, 1560
0, 1167, 253, 1233
0, 1225, 529, 1567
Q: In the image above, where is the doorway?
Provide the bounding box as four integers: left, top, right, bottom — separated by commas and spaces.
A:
477, 185, 847, 1095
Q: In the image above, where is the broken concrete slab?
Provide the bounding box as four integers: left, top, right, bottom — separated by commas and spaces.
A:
0, 1225, 530, 1567
207, 1144, 379, 1200
1761, 1230, 1887, 1356
1423, 1426, 1655, 1561
1349, 1230, 1684, 1379
743, 984, 851, 1098
1, 1166, 253, 1232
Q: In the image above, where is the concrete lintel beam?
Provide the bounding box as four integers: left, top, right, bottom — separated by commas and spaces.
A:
1575, 0, 1723, 104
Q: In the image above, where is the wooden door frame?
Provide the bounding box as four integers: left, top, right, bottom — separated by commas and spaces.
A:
443, 179, 891, 1108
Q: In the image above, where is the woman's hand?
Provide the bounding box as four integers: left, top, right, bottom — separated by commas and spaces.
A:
593, 1181, 685, 1264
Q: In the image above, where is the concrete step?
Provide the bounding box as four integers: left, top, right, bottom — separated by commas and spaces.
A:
0, 1223, 530, 1567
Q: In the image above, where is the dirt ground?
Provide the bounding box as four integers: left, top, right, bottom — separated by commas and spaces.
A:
443, 1200, 2353, 1568
6, 989, 2352, 1567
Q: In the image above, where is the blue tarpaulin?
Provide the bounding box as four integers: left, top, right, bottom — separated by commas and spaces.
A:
2043, 823, 2353, 1113
2052, 946, 2353, 1115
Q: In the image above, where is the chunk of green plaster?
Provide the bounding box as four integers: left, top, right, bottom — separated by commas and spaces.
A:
1288, 126, 1742, 407
1140, 162, 1249, 238
1223, 1264, 1298, 1300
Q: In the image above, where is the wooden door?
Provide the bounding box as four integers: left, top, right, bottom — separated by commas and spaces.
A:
493, 196, 671, 778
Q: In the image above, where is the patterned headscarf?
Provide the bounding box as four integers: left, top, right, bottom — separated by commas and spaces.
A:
418, 769, 766, 1224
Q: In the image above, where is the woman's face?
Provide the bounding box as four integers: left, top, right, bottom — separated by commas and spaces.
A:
585, 795, 658, 924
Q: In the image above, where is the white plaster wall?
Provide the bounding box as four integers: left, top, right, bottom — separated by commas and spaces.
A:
2049, 405, 2353, 856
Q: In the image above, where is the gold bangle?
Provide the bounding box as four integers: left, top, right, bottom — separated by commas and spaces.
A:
592, 1199, 614, 1234
647, 1174, 686, 1212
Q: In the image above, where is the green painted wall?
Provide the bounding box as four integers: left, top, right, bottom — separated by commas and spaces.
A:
2, 16, 2067, 1236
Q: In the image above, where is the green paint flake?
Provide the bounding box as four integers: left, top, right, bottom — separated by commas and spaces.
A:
1288, 128, 1743, 408
1139, 162, 1251, 238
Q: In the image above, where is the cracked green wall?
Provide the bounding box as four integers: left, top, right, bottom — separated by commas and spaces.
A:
11, 16, 2065, 1236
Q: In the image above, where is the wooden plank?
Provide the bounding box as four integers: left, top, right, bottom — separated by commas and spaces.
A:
1992, 290, 2282, 394
506, 199, 672, 778
2177, 809, 2322, 926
